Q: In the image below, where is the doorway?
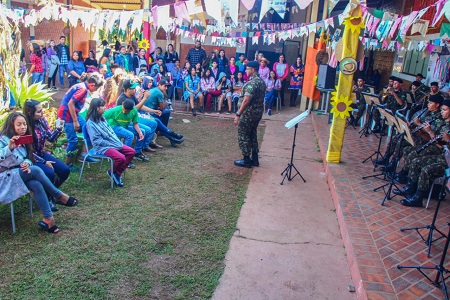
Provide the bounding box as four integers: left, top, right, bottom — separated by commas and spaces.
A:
283, 40, 301, 65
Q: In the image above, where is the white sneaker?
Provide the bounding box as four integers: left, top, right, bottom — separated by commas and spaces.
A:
168, 104, 174, 111
166, 99, 172, 104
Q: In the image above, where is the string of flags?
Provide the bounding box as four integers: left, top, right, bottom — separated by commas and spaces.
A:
0, 0, 449, 51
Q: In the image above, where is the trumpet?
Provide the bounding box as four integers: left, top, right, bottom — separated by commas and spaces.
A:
416, 130, 449, 154
410, 116, 438, 134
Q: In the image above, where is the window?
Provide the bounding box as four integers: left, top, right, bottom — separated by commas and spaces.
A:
393, 49, 429, 77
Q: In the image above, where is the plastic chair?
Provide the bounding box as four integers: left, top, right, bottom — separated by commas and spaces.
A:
79, 125, 115, 189
263, 91, 280, 114
8, 194, 34, 234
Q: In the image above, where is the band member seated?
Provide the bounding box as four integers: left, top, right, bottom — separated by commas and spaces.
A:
430, 81, 446, 98
395, 98, 450, 207
375, 94, 443, 169
373, 77, 407, 133
409, 81, 430, 117
349, 76, 370, 126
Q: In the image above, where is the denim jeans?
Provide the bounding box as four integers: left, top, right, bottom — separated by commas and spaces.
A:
59, 64, 68, 87
151, 108, 171, 127
32, 72, 44, 84
19, 166, 62, 218
112, 123, 152, 153
64, 116, 85, 156
34, 152, 71, 187
137, 117, 157, 147
265, 89, 278, 109
152, 117, 173, 139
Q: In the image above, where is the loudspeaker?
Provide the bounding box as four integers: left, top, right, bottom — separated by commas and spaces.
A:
316, 65, 336, 89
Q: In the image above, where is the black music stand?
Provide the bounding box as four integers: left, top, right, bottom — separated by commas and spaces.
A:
359, 92, 380, 138
398, 222, 450, 300
400, 149, 450, 257
380, 112, 408, 206
280, 111, 308, 185
362, 105, 390, 168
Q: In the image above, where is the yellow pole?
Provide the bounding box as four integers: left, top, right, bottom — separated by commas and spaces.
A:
326, 0, 363, 163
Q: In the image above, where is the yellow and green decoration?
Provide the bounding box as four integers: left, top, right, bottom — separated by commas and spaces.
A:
326, 0, 364, 163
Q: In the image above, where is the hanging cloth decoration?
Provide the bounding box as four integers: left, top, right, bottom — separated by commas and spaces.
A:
292, 0, 314, 9
174, 1, 190, 23
240, 0, 256, 10
205, 0, 222, 23
119, 11, 133, 32
130, 10, 144, 34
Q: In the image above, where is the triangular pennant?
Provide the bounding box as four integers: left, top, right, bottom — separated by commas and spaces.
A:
131, 10, 144, 34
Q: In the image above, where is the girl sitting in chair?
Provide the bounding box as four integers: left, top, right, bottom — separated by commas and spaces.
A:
85, 98, 136, 187
0, 112, 78, 234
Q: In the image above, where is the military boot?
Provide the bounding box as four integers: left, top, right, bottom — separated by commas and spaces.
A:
234, 156, 252, 168
380, 160, 397, 173
393, 180, 417, 198
251, 151, 259, 167
400, 189, 426, 207
374, 155, 389, 166
395, 169, 408, 184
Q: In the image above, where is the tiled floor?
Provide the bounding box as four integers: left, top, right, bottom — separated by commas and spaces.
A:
312, 113, 450, 300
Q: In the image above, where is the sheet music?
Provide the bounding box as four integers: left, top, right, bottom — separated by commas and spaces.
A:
285, 110, 309, 129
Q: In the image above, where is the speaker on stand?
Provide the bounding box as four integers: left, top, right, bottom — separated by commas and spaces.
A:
316, 64, 336, 89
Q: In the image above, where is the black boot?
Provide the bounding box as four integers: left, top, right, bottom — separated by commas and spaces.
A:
393, 180, 417, 198
234, 156, 252, 168
374, 156, 389, 166
380, 160, 396, 173
251, 151, 259, 167
192, 108, 197, 116
169, 131, 183, 139
168, 136, 184, 147
395, 169, 408, 184
400, 189, 425, 207
372, 124, 381, 133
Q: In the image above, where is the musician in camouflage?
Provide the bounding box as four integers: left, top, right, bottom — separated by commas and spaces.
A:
349, 76, 371, 126
376, 94, 443, 170
396, 99, 450, 207
373, 77, 407, 133
234, 61, 266, 168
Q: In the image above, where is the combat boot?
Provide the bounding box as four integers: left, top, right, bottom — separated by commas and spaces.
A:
251, 151, 259, 167
380, 160, 397, 173
395, 169, 408, 184
374, 155, 389, 166
400, 189, 426, 207
234, 156, 252, 168
393, 180, 417, 198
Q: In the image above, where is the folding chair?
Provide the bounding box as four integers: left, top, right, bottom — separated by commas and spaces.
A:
8, 194, 34, 234
426, 147, 450, 208
79, 125, 115, 189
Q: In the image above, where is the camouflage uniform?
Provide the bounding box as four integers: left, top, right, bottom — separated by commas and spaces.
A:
237, 74, 266, 156
374, 89, 407, 123
351, 86, 371, 120
407, 121, 450, 191
385, 110, 443, 158
401, 117, 446, 172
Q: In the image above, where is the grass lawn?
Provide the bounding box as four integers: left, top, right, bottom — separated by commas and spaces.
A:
0, 115, 264, 300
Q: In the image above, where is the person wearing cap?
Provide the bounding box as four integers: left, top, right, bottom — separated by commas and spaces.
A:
396, 97, 450, 207
58, 74, 104, 171
112, 79, 155, 161
186, 40, 207, 67
349, 76, 371, 126
373, 77, 407, 133
375, 94, 444, 169
430, 81, 446, 98
234, 60, 266, 168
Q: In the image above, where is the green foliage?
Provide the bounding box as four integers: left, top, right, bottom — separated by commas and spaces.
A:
7, 73, 55, 109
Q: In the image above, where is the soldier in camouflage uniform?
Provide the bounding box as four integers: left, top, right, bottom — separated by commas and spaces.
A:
349, 76, 371, 126
234, 61, 266, 168
408, 81, 430, 118
396, 99, 450, 207
375, 94, 443, 169
373, 77, 407, 133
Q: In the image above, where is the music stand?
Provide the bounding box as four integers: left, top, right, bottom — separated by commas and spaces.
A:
359, 92, 380, 138
362, 105, 391, 167
398, 222, 450, 300
281, 111, 308, 185
397, 116, 416, 147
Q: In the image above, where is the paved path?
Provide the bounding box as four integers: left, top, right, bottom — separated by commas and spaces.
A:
212, 109, 355, 300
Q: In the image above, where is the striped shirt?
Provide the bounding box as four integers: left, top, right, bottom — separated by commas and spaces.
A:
57, 82, 89, 122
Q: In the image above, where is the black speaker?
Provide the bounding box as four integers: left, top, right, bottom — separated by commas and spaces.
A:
316, 64, 336, 89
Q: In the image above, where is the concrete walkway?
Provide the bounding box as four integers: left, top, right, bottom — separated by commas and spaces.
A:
212, 108, 355, 300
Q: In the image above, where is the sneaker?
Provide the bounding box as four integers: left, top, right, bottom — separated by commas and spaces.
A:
168, 104, 174, 111
128, 162, 136, 168
226, 111, 232, 115
166, 99, 172, 104
52, 87, 59, 91
149, 142, 163, 149
68, 163, 80, 173
108, 170, 124, 187
199, 106, 204, 114
169, 116, 173, 120
78, 156, 100, 163
192, 108, 197, 116
134, 152, 150, 161
267, 109, 272, 116
143, 147, 156, 152
216, 111, 221, 114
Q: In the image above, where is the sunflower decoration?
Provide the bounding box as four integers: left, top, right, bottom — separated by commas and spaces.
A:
342, 16, 365, 34
138, 38, 150, 51
330, 94, 353, 119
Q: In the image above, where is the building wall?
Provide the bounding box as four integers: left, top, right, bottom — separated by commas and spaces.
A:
372, 50, 396, 88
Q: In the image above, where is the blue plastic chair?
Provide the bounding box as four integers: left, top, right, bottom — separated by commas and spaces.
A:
79, 125, 115, 189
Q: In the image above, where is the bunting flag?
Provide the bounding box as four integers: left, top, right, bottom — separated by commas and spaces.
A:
205, 0, 222, 22
328, 0, 339, 14
151, 6, 159, 29
119, 11, 133, 32
241, 0, 256, 10
223, 0, 239, 25
292, 0, 314, 9
432, 0, 447, 27
131, 10, 144, 34
158, 5, 171, 32
174, 1, 190, 23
